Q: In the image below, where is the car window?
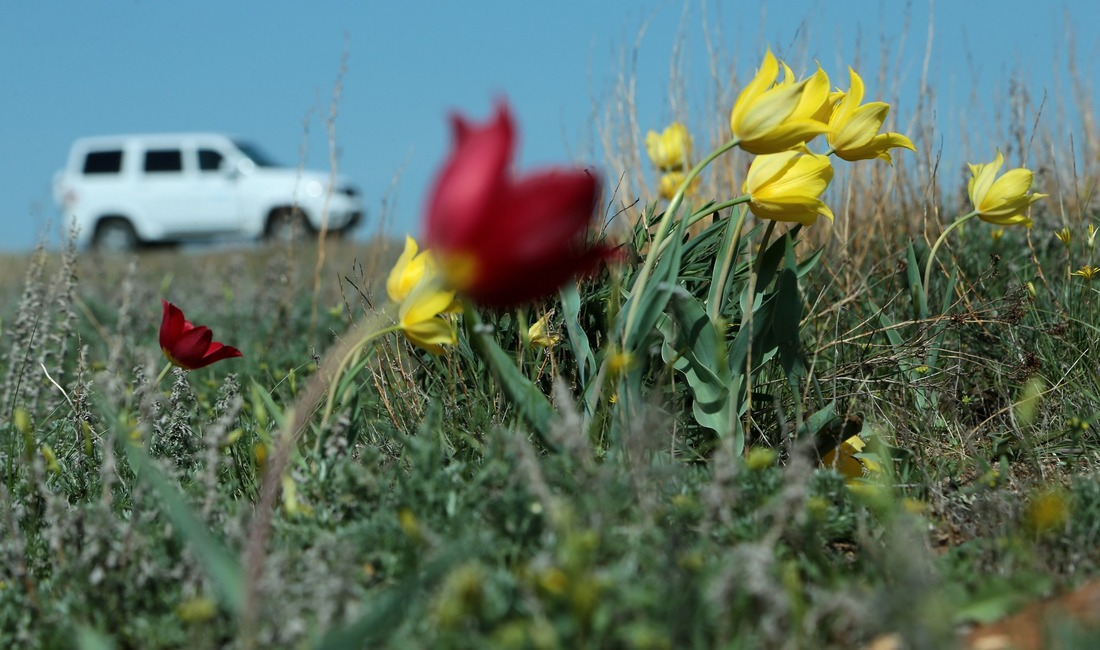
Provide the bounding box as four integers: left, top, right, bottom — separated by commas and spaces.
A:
144, 149, 183, 173
198, 149, 224, 172
232, 140, 280, 167
83, 150, 123, 174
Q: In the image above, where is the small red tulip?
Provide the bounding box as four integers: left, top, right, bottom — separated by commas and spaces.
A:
424, 102, 613, 308
159, 300, 243, 370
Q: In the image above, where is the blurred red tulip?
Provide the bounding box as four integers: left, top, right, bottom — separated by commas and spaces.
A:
424, 102, 613, 307
159, 300, 243, 370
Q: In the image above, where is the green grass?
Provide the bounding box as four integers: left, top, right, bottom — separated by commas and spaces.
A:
0, 214, 1097, 649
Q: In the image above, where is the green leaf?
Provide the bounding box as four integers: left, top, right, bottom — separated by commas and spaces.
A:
797, 402, 836, 438
906, 242, 928, 320
560, 283, 596, 392
75, 628, 115, 650
754, 224, 802, 292
124, 442, 244, 616
465, 309, 558, 450
662, 293, 733, 437
315, 553, 458, 650
926, 266, 957, 370
795, 246, 824, 279
771, 237, 807, 381
621, 199, 691, 352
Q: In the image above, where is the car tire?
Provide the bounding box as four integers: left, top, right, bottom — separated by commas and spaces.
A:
265, 208, 312, 243
93, 219, 139, 252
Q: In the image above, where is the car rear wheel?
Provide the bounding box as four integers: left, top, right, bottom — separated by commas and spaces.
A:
265, 208, 312, 243
93, 219, 139, 252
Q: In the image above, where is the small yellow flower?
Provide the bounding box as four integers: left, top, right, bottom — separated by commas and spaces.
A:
387, 235, 434, 303
1026, 488, 1070, 535
990, 228, 1005, 244
1071, 265, 1100, 281
41, 445, 60, 474
827, 68, 916, 164
399, 508, 423, 542
745, 447, 778, 470
967, 149, 1047, 226
607, 349, 635, 376
1055, 227, 1072, 248
176, 597, 217, 623
398, 279, 458, 355
1087, 223, 1096, 249
729, 49, 830, 154
743, 151, 835, 226
645, 122, 692, 171
527, 312, 560, 348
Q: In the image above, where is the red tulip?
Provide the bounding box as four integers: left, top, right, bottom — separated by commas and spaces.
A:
159, 300, 243, 370
424, 102, 613, 308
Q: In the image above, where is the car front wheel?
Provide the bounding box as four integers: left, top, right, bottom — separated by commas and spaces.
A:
265, 208, 312, 243
93, 219, 139, 252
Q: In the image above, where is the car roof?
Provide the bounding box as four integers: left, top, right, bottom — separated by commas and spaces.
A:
71, 133, 243, 148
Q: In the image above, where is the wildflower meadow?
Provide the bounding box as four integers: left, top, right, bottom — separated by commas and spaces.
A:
2, 39, 1100, 650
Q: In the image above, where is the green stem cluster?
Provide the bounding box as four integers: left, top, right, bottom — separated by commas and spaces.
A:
922, 211, 979, 306
621, 137, 740, 345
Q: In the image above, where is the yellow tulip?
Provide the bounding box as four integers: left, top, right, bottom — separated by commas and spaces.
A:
821, 435, 882, 483
742, 151, 834, 226
967, 150, 1047, 226
729, 50, 830, 154
645, 122, 692, 171
526, 312, 560, 348
398, 278, 458, 355
827, 68, 915, 164
657, 170, 701, 201
386, 235, 434, 303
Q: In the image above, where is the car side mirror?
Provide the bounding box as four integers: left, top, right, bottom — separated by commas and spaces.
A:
235, 158, 256, 177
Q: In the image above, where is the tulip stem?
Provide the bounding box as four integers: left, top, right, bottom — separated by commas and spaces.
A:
320, 320, 402, 428
708, 204, 751, 321
922, 211, 979, 307
655, 196, 751, 260
623, 137, 740, 345
153, 362, 174, 390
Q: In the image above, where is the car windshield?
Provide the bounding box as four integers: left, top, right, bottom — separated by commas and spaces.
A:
232, 140, 281, 168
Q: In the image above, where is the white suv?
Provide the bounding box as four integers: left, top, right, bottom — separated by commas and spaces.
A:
53, 133, 363, 250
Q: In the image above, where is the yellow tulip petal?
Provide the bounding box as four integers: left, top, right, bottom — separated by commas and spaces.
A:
730, 49, 781, 132
386, 235, 419, 302
742, 151, 800, 194
735, 82, 807, 140
400, 286, 457, 328
740, 119, 829, 155
968, 150, 1004, 208
985, 168, 1035, 208
830, 102, 889, 150
793, 65, 832, 122
402, 319, 455, 355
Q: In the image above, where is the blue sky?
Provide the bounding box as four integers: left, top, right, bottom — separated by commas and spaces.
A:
1, 1, 1097, 252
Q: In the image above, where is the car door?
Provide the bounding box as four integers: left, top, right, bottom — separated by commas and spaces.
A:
134, 146, 201, 238
136, 144, 239, 239
193, 146, 243, 233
